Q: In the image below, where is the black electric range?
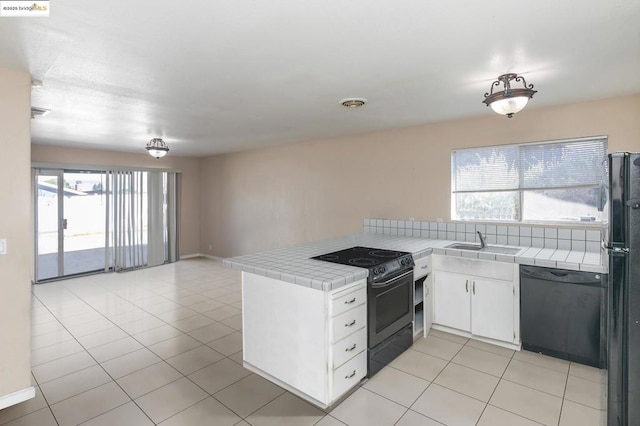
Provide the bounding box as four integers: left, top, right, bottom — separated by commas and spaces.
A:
312, 246, 414, 283
312, 246, 415, 377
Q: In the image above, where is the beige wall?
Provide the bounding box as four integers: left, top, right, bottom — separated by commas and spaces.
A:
200, 94, 640, 258
0, 69, 32, 398
31, 145, 202, 256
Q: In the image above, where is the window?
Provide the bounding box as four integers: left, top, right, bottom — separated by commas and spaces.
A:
451, 137, 608, 223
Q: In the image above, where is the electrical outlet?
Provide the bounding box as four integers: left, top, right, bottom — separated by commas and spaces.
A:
0, 239, 6, 255
208, 244, 212, 251
409, 217, 415, 222
436, 218, 444, 223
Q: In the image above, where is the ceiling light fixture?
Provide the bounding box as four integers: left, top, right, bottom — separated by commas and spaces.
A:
483, 73, 537, 118
339, 98, 367, 108
145, 137, 169, 159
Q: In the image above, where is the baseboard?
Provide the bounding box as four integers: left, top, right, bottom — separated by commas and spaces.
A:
180, 253, 202, 259
180, 253, 224, 261
199, 254, 224, 261
0, 386, 35, 411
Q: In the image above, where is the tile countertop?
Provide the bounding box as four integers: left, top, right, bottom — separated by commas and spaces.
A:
223, 233, 606, 292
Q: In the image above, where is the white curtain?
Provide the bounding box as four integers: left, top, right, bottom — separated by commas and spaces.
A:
165, 172, 179, 263
106, 170, 179, 272
107, 170, 146, 271
147, 171, 164, 267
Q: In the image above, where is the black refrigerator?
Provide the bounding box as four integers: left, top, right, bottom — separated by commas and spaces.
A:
607, 152, 640, 426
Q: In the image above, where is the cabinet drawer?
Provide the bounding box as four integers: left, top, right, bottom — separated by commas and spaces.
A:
331, 350, 366, 400
414, 256, 431, 279
332, 328, 367, 369
330, 286, 366, 317
331, 304, 366, 343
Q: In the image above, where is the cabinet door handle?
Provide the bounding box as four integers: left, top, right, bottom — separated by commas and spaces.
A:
345, 343, 357, 352
345, 370, 357, 379
345, 320, 356, 327
472, 282, 475, 295
344, 297, 356, 305
465, 280, 469, 292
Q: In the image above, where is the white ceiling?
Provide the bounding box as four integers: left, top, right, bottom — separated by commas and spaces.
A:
1, 0, 639, 157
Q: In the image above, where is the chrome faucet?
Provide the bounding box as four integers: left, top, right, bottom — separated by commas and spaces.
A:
477, 231, 487, 248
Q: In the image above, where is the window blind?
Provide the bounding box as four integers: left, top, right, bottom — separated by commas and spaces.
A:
452, 137, 607, 193
521, 138, 607, 189
451, 136, 608, 222
452, 145, 519, 192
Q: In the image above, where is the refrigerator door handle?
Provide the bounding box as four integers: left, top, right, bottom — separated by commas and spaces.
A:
606, 246, 630, 254
626, 199, 640, 209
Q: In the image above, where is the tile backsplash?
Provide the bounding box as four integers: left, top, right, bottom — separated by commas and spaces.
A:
363, 218, 604, 253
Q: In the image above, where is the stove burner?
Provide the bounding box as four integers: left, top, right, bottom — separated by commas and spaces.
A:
348, 258, 378, 267
317, 254, 339, 261
370, 250, 403, 258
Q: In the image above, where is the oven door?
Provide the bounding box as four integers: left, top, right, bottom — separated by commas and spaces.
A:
368, 269, 414, 348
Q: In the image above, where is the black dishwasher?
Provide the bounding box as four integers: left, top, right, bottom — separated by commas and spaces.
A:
520, 265, 607, 368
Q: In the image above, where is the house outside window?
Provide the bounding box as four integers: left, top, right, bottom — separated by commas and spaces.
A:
451, 136, 608, 223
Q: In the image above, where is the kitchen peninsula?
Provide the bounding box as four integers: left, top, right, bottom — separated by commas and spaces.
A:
225, 233, 438, 408
224, 222, 605, 408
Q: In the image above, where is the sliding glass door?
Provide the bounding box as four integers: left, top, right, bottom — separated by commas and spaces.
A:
35, 167, 179, 282
35, 170, 109, 281
35, 171, 63, 281
63, 171, 109, 275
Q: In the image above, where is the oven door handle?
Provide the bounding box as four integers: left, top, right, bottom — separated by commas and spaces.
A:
371, 270, 413, 288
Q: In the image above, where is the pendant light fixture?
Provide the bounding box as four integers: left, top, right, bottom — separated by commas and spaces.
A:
482, 73, 537, 118
145, 138, 169, 159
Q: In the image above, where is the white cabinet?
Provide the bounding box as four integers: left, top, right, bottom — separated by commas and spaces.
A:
330, 286, 366, 317
433, 271, 471, 332
432, 255, 520, 348
414, 256, 431, 280
471, 277, 515, 342
331, 304, 366, 344
331, 328, 367, 369
413, 256, 431, 337
328, 290, 367, 401
424, 274, 434, 333
242, 272, 366, 409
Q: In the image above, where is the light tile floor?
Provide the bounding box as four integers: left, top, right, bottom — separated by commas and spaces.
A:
0, 258, 607, 426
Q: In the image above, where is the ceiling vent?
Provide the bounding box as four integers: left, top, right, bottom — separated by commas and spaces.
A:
339, 98, 367, 108
31, 107, 50, 119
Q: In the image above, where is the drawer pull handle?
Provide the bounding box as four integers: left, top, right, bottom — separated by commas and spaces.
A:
345, 320, 356, 327
345, 343, 357, 352
421, 265, 429, 269
344, 297, 356, 305
345, 370, 357, 379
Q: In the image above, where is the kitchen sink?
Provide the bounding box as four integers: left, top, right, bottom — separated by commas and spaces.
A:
446, 243, 483, 251
445, 243, 521, 255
